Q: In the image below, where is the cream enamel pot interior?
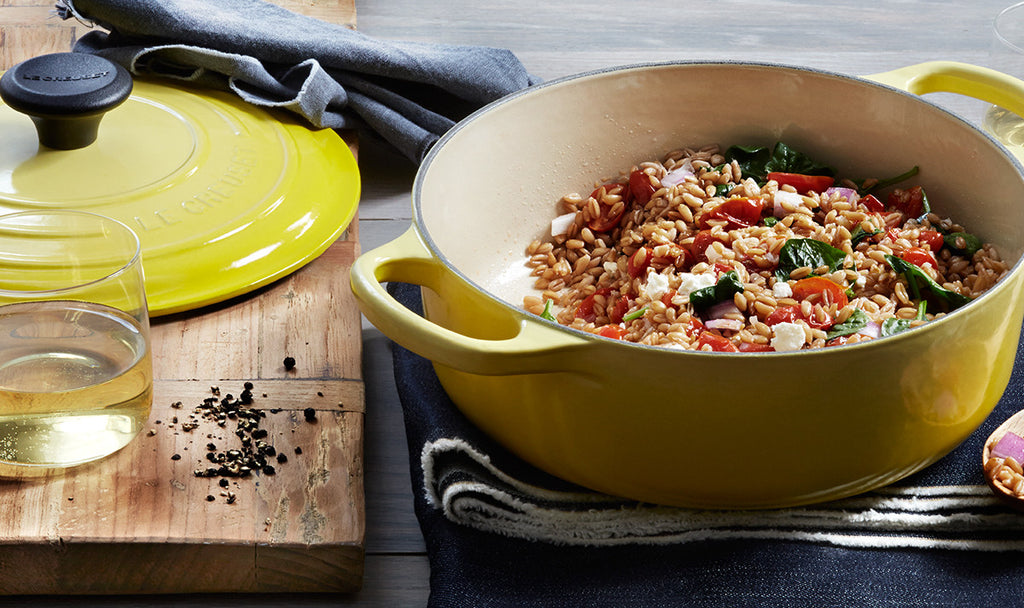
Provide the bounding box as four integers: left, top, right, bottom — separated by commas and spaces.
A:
352, 61, 1024, 509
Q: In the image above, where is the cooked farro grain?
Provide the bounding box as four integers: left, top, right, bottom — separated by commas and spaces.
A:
522, 142, 1009, 352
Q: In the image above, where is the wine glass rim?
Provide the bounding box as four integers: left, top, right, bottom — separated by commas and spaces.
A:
995, 2, 1024, 55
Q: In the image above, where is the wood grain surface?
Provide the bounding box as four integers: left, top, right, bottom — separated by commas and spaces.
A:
0, 0, 365, 596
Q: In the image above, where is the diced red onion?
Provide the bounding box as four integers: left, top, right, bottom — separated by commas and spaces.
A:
992, 431, 1024, 462
550, 211, 576, 236
825, 187, 859, 203
857, 321, 881, 339
661, 161, 695, 187
704, 301, 740, 320
704, 318, 743, 331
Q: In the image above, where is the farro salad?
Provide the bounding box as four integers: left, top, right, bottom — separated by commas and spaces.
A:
522, 142, 1008, 352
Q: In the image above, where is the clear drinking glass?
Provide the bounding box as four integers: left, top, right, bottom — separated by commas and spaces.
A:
985, 2, 1024, 150
0, 210, 152, 475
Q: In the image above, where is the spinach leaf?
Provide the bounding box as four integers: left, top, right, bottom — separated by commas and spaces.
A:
880, 301, 927, 337
763, 217, 779, 227
884, 254, 971, 311
850, 224, 882, 248
776, 238, 849, 281
689, 271, 744, 311
714, 184, 733, 197
852, 165, 920, 195
826, 308, 871, 340
725, 142, 835, 183
943, 231, 983, 258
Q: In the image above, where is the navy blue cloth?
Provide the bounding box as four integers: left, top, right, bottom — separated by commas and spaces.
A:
389, 281, 1024, 608
56, 0, 539, 163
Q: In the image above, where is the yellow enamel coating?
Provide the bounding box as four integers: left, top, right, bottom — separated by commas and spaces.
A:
0, 77, 359, 316
351, 61, 1024, 508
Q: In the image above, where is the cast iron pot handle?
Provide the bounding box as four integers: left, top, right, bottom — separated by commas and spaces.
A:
350, 226, 594, 376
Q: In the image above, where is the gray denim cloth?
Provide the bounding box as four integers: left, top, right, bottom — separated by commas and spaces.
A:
56, 0, 539, 163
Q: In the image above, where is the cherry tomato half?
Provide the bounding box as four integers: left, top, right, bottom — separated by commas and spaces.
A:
860, 194, 885, 213
765, 305, 800, 326
700, 197, 766, 230
609, 295, 630, 324
919, 230, 944, 253
766, 172, 835, 194
792, 276, 849, 309
689, 230, 722, 265
697, 330, 738, 352
587, 183, 628, 232
738, 341, 774, 352
888, 185, 927, 217
575, 287, 611, 323
596, 324, 625, 340
629, 169, 657, 205
901, 246, 937, 268
628, 247, 653, 278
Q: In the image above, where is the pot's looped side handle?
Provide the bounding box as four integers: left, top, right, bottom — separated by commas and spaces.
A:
350, 226, 591, 376
865, 60, 1024, 118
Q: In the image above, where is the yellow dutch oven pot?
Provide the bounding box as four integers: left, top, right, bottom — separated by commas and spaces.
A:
352, 61, 1024, 509
0, 52, 359, 316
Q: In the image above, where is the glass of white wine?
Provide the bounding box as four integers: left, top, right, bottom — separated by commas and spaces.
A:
985, 2, 1024, 152
0, 210, 151, 476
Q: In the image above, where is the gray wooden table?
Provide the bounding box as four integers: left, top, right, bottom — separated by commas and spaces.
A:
2, 0, 1018, 605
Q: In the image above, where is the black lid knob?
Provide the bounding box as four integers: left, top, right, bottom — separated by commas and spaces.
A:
0, 52, 133, 150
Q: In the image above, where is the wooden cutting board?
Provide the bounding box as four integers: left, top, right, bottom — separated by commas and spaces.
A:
0, 0, 365, 595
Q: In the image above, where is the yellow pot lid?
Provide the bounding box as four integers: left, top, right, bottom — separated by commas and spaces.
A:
0, 72, 359, 316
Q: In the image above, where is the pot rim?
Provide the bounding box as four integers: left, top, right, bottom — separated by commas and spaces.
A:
411, 59, 1024, 357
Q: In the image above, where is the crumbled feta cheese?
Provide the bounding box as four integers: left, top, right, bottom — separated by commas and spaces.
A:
855, 275, 867, 288
677, 272, 717, 300
644, 270, 670, 301
550, 211, 576, 237
603, 261, 619, 278
772, 281, 793, 299
771, 322, 806, 352
773, 190, 805, 208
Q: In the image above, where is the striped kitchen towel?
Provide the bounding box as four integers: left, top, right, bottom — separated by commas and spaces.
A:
389, 281, 1024, 608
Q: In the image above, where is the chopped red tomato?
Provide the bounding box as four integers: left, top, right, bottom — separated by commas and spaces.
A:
860, 194, 885, 213
920, 230, 944, 253
609, 295, 630, 324
792, 276, 849, 309
660, 290, 678, 309
901, 246, 937, 268
627, 247, 653, 278
885, 228, 901, 242
700, 197, 766, 230
697, 330, 738, 352
738, 341, 774, 352
888, 185, 927, 217
686, 316, 704, 337
629, 169, 657, 205
587, 183, 628, 232
575, 287, 611, 323
766, 172, 835, 194
596, 324, 625, 340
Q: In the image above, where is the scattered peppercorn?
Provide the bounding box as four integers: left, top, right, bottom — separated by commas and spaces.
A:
283, 356, 296, 370
206, 495, 215, 502
276, 453, 288, 464
303, 407, 317, 422
171, 454, 181, 461
219, 479, 229, 488
294, 447, 303, 455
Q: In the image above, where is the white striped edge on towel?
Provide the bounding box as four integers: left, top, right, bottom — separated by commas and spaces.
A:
421, 438, 1024, 550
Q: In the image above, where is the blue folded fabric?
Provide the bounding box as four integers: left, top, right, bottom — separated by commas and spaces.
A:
388, 281, 1024, 608
56, 0, 539, 163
